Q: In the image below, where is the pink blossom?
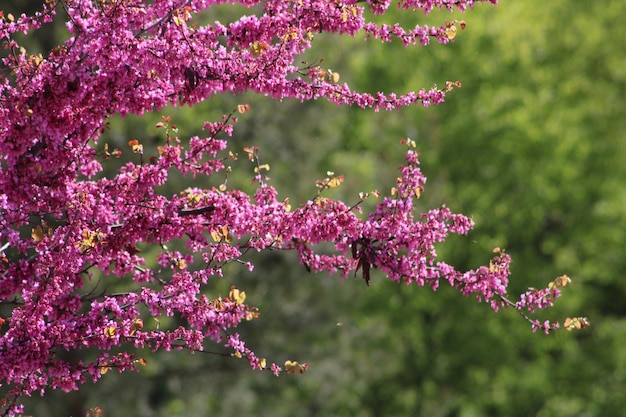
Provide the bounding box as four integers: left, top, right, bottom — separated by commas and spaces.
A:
0, 1, 565, 414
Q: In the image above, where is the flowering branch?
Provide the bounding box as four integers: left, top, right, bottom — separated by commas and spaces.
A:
0, 1, 586, 416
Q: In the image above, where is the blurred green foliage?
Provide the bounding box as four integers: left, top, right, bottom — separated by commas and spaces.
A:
14, 0, 626, 416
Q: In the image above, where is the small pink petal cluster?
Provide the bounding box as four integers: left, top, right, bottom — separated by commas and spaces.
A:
0, 1, 562, 415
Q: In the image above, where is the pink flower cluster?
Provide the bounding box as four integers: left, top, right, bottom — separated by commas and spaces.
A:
0, 1, 559, 415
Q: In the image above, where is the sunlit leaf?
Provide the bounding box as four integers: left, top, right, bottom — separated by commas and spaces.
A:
211, 225, 232, 243
132, 318, 143, 332
445, 25, 457, 40
128, 140, 143, 154
31, 225, 47, 242
563, 317, 591, 331
284, 360, 308, 374
209, 297, 226, 312
245, 308, 260, 320
327, 175, 344, 188
229, 286, 246, 304
175, 258, 187, 270
250, 41, 269, 56
549, 275, 572, 290
85, 406, 103, 417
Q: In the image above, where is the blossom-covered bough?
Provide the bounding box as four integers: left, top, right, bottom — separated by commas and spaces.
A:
0, 0, 588, 415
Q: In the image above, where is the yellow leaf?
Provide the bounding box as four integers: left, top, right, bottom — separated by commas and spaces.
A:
243, 146, 258, 161
175, 258, 187, 270
128, 140, 143, 154
85, 407, 104, 417
564, 316, 590, 331
187, 192, 201, 206
245, 309, 260, 320
229, 286, 246, 304
209, 297, 226, 312
327, 178, 340, 188
250, 41, 269, 56
445, 25, 457, 40
104, 326, 116, 338
32, 53, 43, 66
31, 225, 47, 242
284, 360, 308, 374
553, 275, 571, 289
284, 360, 297, 373
222, 225, 232, 242
211, 225, 232, 243
80, 229, 105, 250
